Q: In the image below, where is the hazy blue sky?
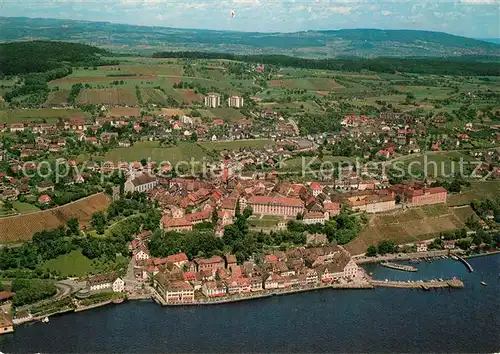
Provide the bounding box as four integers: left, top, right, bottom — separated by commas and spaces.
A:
2, 0, 499, 38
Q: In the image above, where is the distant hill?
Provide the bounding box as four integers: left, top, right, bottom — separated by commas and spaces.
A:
1, 17, 499, 58
479, 38, 500, 44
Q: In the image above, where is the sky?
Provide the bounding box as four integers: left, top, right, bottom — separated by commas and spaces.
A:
2, 0, 499, 38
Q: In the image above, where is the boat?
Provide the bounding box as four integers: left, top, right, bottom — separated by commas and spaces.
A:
380, 261, 417, 272
480, 281, 488, 286
41, 317, 49, 323
451, 255, 458, 261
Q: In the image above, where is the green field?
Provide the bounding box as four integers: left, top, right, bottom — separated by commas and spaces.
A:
41, 250, 128, 277
0, 108, 86, 123
390, 152, 477, 179
41, 250, 97, 277
198, 108, 247, 121
12, 201, 40, 214
447, 181, 500, 206
199, 139, 275, 151
105, 141, 210, 164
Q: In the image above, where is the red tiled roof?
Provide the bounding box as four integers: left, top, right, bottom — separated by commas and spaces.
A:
248, 195, 303, 207
166, 253, 189, 263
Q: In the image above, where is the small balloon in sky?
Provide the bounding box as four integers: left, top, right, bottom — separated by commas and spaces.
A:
230, 9, 236, 18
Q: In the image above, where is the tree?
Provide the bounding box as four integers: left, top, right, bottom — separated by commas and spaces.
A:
211, 208, 219, 226
242, 206, 253, 219
366, 245, 378, 257
66, 217, 80, 236
235, 199, 241, 217
91, 211, 106, 234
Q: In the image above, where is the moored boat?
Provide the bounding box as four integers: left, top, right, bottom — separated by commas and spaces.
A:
41, 317, 49, 323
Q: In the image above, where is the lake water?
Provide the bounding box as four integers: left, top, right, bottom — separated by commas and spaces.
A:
1, 254, 499, 353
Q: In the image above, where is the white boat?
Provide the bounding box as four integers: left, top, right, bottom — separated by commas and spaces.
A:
41, 317, 49, 323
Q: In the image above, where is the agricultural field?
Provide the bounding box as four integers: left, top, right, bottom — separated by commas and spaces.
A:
44, 90, 70, 106
76, 88, 138, 106
198, 107, 247, 121
104, 141, 210, 165
0, 193, 110, 243
345, 204, 476, 255
0, 108, 85, 123
447, 181, 500, 206
140, 88, 169, 105
199, 139, 275, 152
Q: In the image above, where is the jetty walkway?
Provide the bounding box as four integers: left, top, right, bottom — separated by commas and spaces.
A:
455, 255, 474, 272
370, 279, 464, 289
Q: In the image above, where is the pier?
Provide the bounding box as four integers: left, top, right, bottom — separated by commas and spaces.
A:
370, 278, 464, 289
456, 255, 474, 272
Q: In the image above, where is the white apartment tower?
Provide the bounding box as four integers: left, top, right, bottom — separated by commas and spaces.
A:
228, 95, 244, 108
204, 93, 221, 108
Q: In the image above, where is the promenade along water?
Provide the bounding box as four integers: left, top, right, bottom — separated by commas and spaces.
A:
1, 254, 499, 353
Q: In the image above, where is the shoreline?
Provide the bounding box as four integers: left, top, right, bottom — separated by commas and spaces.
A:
11, 251, 499, 326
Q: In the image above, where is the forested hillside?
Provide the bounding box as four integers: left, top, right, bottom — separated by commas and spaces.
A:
0, 40, 111, 76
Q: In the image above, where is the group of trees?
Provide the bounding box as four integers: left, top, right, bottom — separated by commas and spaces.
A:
153, 51, 500, 76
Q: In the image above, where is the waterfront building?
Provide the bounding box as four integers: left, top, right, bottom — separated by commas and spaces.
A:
87, 274, 124, 292
154, 273, 194, 303
264, 274, 285, 289
416, 242, 428, 252
0, 312, 14, 335
228, 95, 244, 108
204, 93, 221, 108
124, 173, 158, 193
202, 281, 227, 297
112, 278, 125, 293
225, 277, 251, 294
249, 276, 264, 292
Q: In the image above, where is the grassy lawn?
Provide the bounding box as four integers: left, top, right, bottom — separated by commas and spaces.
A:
248, 215, 282, 228
104, 141, 210, 164
12, 201, 40, 214
40, 250, 97, 277
40, 250, 129, 278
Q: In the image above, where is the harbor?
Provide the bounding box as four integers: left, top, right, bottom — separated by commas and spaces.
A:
1, 254, 497, 353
